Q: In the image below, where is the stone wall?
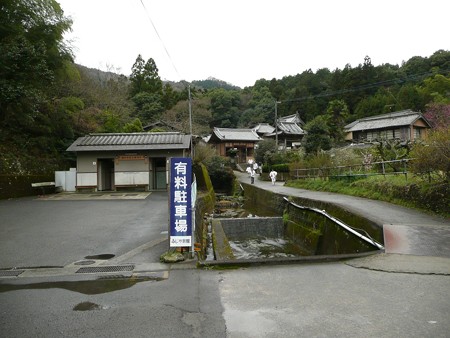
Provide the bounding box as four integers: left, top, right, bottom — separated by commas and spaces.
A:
193, 163, 216, 259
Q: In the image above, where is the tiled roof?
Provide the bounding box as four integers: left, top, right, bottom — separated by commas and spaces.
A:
278, 122, 305, 135
265, 122, 305, 136
253, 123, 275, 134
67, 132, 191, 151
345, 110, 430, 132
278, 113, 305, 125
209, 128, 262, 142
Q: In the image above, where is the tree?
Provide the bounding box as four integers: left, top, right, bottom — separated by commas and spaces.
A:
239, 86, 275, 127
410, 128, 450, 183
0, 0, 75, 174
209, 89, 241, 128
129, 55, 162, 97
326, 99, 349, 144
132, 92, 164, 123
419, 74, 450, 104
161, 83, 180, 110
0, 0, 73, 127
129, 55, 165, 123
254, 139, 276, 165
122, 118, 143, 133
303, 115, 331, 154
101, 110, 122, 133
423, 103, 450, 130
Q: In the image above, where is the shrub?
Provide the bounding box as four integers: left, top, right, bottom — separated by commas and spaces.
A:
410, 128, 450, 182
271, 164, 290, 172
204, 156, 234, 193
193, 144, 216, 165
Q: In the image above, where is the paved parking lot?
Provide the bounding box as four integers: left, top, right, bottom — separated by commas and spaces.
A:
0, 192, 168, 269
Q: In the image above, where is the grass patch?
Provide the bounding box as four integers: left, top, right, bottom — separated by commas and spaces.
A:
286, 174, 449, 218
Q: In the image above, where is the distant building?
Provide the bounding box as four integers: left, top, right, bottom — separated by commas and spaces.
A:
67, 132, 191, 191
344, 109, 431, 143
278, 112, 305, 126
207, 127, 262, 163
252, 123, 275, 137
253, 113, 306, 150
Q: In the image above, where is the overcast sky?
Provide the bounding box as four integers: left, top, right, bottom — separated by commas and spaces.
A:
58, 0, 449, 88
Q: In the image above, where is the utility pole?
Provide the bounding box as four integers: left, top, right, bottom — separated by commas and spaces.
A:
188, 84, 193, 158
275, 101, 281, 153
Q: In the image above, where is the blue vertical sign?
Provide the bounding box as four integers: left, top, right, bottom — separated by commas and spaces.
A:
169, 157, 192, 247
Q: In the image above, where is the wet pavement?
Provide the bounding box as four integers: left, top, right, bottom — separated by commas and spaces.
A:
38, 191, 152, 200
1, 179, 450, 337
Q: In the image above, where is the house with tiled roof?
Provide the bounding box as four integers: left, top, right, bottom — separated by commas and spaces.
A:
67, 132, 191, 191
264, 121, 306, 149
252, 123, 275, 137
207, 127, 262, 163
344, 109, 431, 143
278, 112, 305, 126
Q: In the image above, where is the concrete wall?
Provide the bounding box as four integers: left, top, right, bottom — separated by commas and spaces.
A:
219, 217, 284, 240
241, 182, 382, 243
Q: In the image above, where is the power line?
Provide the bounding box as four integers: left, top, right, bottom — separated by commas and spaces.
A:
139, 0, 181, 79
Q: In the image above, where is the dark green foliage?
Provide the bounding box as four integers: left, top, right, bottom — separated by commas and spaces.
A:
204, 156, 235, 193
0, 174, 55, 199
254, 139, 276, 164
271, 164, 290, 172
192, 78, 240, 91
303, 115, 332, 154
208, 89, 241, 128
122, 118, 143, 133
0, 0, 74, 174
326, 99, 349, 143
129, 55, 166, 124
129, 55, 162, 97
132, 92, 164, 122
239, 86, 275, 127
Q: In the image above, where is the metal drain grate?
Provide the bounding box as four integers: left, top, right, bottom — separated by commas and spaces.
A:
0, 270, 25, 277
76, 265, 134, 274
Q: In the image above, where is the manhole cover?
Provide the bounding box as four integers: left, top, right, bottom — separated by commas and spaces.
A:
74, 260, 96, 266
76, 265, 134, 274
0, 270, 25, 277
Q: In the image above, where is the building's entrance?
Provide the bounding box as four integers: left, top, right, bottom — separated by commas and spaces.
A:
98, 159, 114, 191
154, 158, 167, 190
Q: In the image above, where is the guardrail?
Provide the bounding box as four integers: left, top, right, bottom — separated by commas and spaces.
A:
292, 159, 412, 180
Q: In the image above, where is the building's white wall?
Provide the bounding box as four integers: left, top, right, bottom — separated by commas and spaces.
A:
77, 172, 97, 186
115, 172, 149, 185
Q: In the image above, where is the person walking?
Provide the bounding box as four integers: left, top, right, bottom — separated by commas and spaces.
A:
250, 169, 256, 184
269, 169, 277, 185
252, 162, 259, 175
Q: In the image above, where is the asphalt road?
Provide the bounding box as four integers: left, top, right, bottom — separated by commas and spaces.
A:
0, 192, 168, 268
1, 189, 449, 337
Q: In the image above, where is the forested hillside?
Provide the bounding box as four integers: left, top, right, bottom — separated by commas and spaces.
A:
1, 0, 449, 176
